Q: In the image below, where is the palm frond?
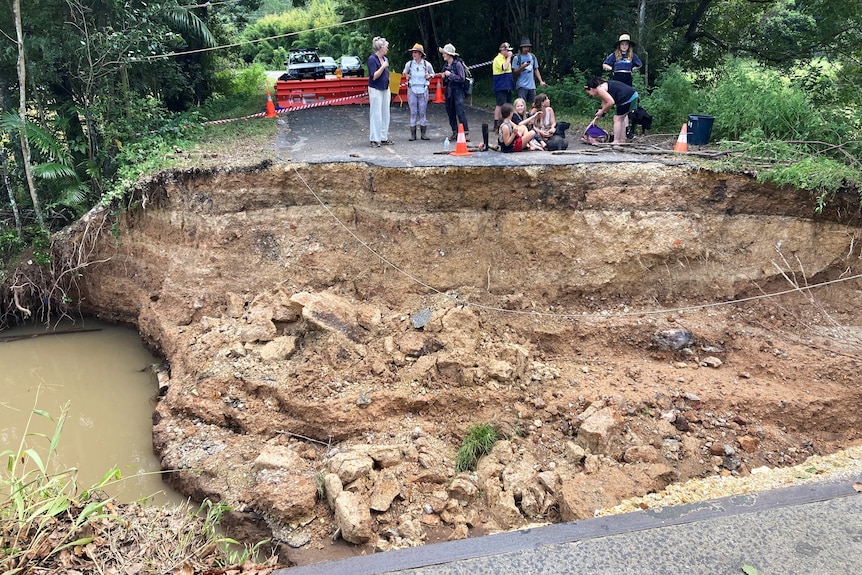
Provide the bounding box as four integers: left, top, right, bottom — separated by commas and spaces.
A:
164, 7, 217, 48
32, 163, 78, 180
54, 183, 90, 210
1, 112, 71, 165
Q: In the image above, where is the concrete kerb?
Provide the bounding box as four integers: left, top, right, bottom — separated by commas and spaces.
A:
276, 474, 862, 574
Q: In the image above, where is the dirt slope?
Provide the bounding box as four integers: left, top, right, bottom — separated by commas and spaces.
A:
61, 159, 862, 566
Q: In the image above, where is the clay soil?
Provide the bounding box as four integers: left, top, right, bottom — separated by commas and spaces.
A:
50, 153, 862, 568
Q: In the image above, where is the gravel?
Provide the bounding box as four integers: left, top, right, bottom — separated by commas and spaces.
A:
597, 445, 862, 516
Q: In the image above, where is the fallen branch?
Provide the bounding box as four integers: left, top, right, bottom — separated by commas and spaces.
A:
0, 327, 102, 343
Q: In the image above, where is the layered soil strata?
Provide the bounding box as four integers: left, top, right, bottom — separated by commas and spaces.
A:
63, 161, 862, 565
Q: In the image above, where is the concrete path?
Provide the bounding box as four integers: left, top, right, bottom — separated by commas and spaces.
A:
272, 101, 665, 168
277, 473, 862, 574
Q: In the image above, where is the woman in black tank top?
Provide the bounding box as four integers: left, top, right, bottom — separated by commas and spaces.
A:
584, 77, 639, 144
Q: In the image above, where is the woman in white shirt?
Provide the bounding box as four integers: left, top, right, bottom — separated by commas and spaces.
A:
402, 43, 434, 141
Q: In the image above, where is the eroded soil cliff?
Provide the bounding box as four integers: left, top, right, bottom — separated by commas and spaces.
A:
59, 160, 862, 566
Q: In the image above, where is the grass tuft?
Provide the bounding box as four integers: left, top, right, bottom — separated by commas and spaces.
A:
455, 423, 499, 472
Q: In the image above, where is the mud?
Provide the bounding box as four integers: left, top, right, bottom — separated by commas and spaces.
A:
61, 160, 862, 566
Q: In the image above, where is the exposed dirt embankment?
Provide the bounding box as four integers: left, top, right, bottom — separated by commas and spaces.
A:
64, 161, 862, 565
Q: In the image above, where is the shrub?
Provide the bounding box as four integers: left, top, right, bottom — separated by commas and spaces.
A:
541, 71, 594, 115
639, 65, 700, 132
706, 58, 821, 141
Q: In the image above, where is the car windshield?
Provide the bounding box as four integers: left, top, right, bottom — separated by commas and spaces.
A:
342, 57, 359, 66
290, 53, 319, 64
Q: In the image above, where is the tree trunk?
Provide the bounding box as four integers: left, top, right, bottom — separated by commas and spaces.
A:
0, 149, 23, 239
638, 0, 648, 88
13, 0, 44, 228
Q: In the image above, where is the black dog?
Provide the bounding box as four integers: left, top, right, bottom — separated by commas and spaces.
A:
546, 121, 570, 151
628, 106, 653, 135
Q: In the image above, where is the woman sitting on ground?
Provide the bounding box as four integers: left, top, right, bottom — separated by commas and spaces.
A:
512, 98, 544, 150
530, 93, 556, 140
498, 102, 541, 152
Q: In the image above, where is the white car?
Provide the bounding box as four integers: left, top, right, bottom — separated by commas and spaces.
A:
319, 56, 338, 76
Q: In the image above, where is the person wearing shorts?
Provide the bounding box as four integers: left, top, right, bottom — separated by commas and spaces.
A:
584, 76, 638, 144
492, 42, 515, 131
499, 102, 539, 153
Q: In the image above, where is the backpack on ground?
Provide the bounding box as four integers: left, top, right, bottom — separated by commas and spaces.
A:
581, 124, 608, 144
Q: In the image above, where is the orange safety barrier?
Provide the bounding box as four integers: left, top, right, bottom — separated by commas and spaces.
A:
274, 76, 446, 109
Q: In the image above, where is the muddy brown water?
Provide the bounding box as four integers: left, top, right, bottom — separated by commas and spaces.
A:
0, 319, 185, 506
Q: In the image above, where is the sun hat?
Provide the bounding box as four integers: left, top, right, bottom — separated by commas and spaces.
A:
407, 43, 425, 56
519, 38, 532, 48
439, 43, 459, 57
615, 34, 636, 48
499, 42, 513, 51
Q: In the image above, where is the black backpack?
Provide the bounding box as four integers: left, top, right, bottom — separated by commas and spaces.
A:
460, 59, 474, 95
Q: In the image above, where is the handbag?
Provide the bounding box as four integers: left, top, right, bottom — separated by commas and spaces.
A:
581, 124, 608, 144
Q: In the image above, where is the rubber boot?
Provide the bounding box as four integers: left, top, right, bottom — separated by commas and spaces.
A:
420, 125, 429, 140
409, 126, 417, 141
482, 123, 489, 151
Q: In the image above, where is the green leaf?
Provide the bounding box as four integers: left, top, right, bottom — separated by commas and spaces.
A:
742, 565, 759, 575
49, 407, 68, 454
78, 499, 106, 520
23, 449, 46, 474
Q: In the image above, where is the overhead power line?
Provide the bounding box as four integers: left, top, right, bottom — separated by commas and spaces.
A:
140, 0, 454, 61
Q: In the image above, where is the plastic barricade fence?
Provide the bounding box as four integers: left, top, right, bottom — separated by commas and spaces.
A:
274, 77, 445, 109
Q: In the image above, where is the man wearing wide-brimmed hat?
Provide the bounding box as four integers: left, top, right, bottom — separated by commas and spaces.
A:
439, 43, 469, 141
602, 33, 642, 87
402, 43, 435, 140
513, 37, 547, 106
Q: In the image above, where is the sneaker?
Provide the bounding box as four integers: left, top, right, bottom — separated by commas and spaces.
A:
370, 141, 380, 147
381, 139, 394, 145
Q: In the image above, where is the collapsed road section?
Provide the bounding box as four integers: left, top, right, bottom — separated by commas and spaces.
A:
64, 159, 862, 565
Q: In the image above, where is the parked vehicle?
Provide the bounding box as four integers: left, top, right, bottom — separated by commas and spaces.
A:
338, 56, 364, 77
319, 56, 338, 75
279, 48, 325, 81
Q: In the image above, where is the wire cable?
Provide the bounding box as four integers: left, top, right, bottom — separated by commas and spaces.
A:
139, 0, 455, 61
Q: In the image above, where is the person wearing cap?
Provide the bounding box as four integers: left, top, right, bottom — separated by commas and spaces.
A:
367, 36, 392, 147
492, 42, 515, 131
439, 43, 469, 141
402, 43, 435, 141
602, 34, 642, 87
512, 38, 547, 106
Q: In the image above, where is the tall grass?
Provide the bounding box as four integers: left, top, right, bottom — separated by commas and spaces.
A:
1, 398, 118, 573
1, 395, 273, 572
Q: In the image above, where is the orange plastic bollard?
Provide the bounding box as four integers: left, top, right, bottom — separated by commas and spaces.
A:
673, 123, 688, 153
451, 123, 472, 156
433, 77, 445, 104
265, 91, 277, 118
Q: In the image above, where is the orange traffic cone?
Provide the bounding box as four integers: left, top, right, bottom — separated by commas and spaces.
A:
265, 91, 277, 118
433, 77, 445, 104
673, 122, 688, 153
451, 123, 472, 156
